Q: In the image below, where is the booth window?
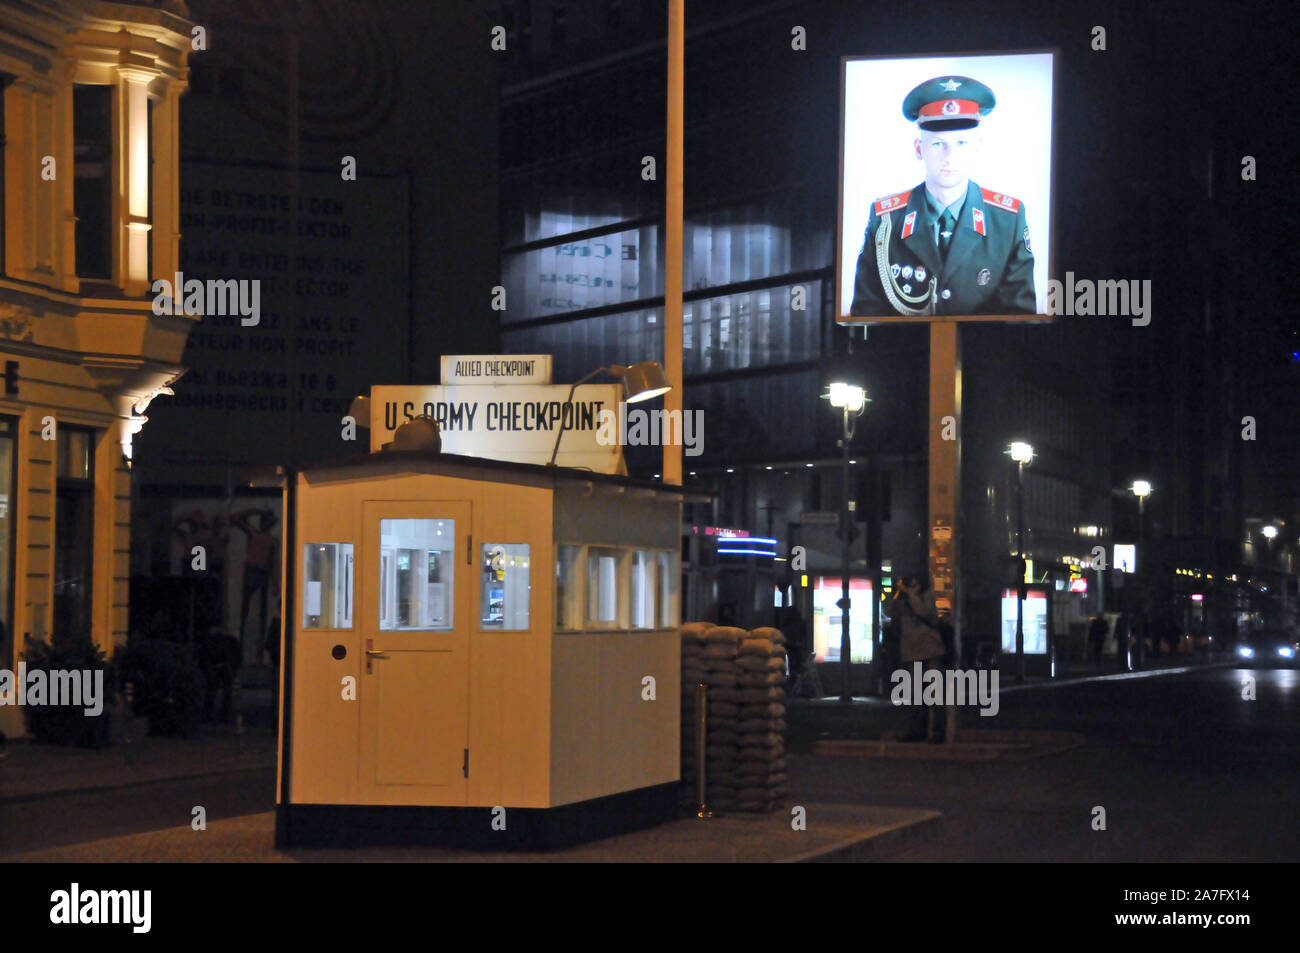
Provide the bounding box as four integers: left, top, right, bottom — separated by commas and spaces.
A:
657, 550, 678, 628
631, 549, 655, 628
556, 544, 580, 629
303, 543, 353, 629
379, 518, 455, 631
480, 543, 529, 630
586, 547, 623, 627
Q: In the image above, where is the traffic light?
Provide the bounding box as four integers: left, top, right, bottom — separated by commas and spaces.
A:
3, 360, 17, 396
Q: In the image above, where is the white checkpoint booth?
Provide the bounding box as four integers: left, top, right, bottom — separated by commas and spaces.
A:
275, 450, 687, 848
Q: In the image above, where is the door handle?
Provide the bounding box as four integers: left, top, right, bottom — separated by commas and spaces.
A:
365, 639, 387, 674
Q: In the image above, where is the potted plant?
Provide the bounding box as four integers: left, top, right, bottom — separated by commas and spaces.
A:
19, 634, 113, 747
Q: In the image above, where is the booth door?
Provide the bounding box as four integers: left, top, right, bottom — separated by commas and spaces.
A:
359, 501, 471, 804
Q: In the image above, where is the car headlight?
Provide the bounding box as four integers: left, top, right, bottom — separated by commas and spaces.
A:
1279, 646, 1295, 658
1238, 646, 1255, 658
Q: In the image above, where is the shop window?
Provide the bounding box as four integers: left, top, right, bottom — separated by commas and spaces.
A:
481, 543, 530, 630
73, 84, 113, 281
657, 550, 678, 628
379, 518, 455, 631
302, 543, 353, 629
54, 426, 95, 641
556, 544, 580, 629
0, 417, 14, 660
631, 549, 655, 628
586, 547, 623, 627
57, 428, 92, 480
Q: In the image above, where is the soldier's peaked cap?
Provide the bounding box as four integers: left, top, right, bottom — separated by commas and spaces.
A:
903, 76, 995, 131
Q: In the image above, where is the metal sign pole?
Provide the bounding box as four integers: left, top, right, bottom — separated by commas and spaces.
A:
695, 681, 711, 818
929, 322, 960, 742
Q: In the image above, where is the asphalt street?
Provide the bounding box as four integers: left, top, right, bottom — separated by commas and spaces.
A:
3, 664, 1293, 861
788, 664, 1299, 861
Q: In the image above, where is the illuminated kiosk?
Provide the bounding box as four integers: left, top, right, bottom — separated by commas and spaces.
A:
274, 448, 687, 849
1000, 584, 1056, 678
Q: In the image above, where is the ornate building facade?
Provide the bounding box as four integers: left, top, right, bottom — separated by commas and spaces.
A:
0, 0, 195, 734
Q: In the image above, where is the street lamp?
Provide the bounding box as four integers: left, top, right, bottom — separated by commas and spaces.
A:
825, 381, 868, 703
1132, 480, 1152, 667
548, 361, 672, 467
1263, 524, 1278, 540
1008, 441, 1034, 683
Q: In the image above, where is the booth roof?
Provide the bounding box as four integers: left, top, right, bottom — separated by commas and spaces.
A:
240, 451, 708, 500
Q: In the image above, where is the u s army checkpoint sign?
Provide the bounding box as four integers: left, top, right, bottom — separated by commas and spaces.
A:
370, 383, 625, 473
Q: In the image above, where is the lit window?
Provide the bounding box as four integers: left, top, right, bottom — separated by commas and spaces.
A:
303, 543, 353, 629
657, 550, 677, 628
481, 543, 530, 630
556, 544, 580, 629
379, 518, 455, 631
587, 547, 623, 627
631, 550, 655, 628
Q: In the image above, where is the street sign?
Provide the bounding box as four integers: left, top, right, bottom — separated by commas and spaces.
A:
801, 512, 840, 525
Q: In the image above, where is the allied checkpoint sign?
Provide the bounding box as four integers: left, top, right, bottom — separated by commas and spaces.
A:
440, 354, 551, 385
370, 381, 625, 473
837, 50, 1055, 322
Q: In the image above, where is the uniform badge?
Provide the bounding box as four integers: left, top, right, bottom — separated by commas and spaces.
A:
901, 265, 913, 279
940, 79, 962, 92
1024, 226, 1032, 253
903, 283, 912, 294
890, 263, 901, 279
942, 99, 960, 115
900, 210, 918, 240
977, 268, 991, 286
915, 266, 926, 281
972, 208, 985, 237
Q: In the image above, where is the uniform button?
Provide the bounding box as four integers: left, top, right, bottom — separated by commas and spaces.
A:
941, 288, 952, 300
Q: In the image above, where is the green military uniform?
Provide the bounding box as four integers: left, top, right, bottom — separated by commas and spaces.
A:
848, 75, 1037, 317
850, 179, 1035, 315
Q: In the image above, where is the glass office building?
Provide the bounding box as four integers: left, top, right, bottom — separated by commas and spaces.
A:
491, 1, 1114, 656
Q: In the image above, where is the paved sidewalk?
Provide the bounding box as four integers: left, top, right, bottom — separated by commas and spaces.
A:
0, 727, 276, 804
6, 800, 942, 863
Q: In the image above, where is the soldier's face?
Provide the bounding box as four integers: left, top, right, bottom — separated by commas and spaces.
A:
914, 129, 981, 190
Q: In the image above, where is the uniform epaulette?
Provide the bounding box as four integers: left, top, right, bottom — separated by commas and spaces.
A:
980, 188, 1021, 213
873, 190, 912, 215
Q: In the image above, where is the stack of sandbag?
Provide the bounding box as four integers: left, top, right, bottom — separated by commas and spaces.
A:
679, 621, 713, 803
700, 625, 748, 810
730, 626, 788, 811
679, 622, 789, 813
